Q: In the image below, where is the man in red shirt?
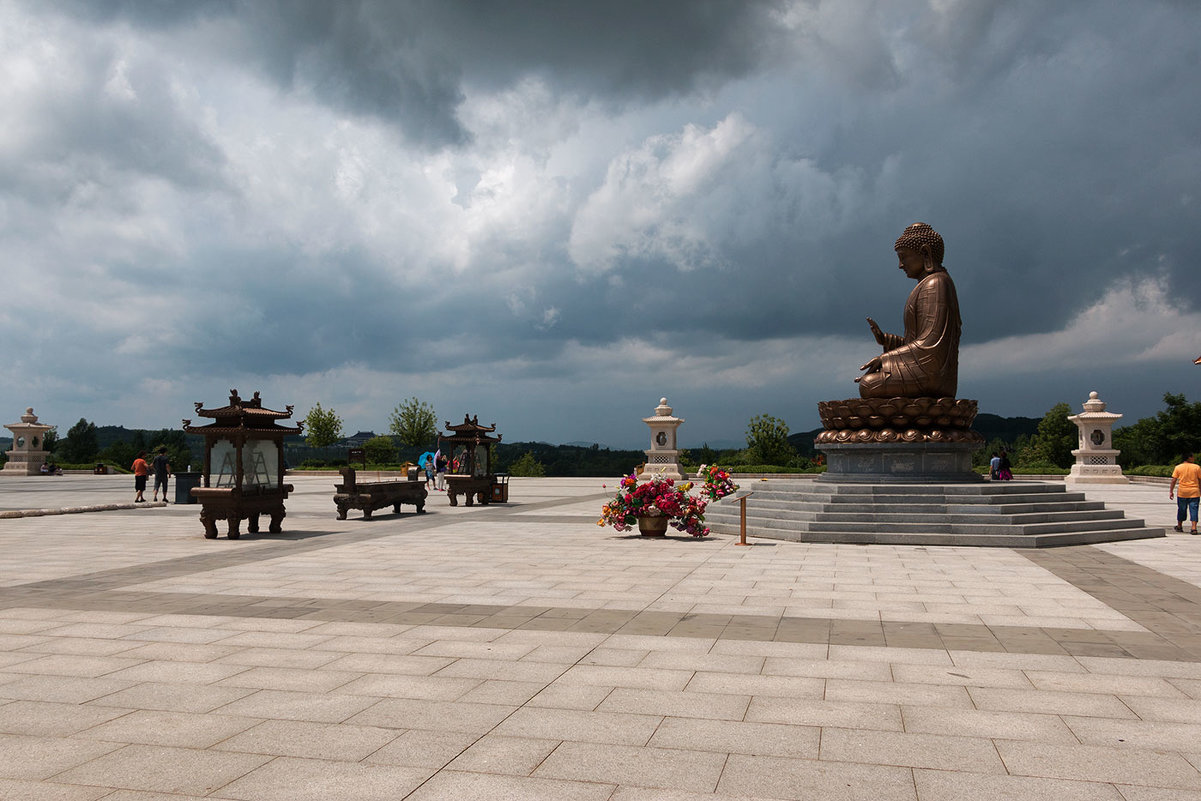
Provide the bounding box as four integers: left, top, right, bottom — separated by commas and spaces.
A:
131, 451, 150, 503
1170, 453, 1201, 534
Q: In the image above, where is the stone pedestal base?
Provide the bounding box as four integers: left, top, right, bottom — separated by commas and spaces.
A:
816, 441, 983, 484
1066, 464, 1128, 485
2, 450, 48, 475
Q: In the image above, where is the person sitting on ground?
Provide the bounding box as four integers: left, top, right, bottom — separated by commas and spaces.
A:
997, 450, 1013, 481
1170, 453, 1201, 534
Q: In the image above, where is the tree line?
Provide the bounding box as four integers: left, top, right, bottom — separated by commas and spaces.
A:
12, 392, 1198, 477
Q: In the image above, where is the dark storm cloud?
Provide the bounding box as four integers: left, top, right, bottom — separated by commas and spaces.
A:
3, 0, 1200, 441
54, 0, 791, 148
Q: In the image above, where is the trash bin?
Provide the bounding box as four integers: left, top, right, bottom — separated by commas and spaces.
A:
490, 474, 510, 503
175, 472, 202, 504
407, 466, 420, 481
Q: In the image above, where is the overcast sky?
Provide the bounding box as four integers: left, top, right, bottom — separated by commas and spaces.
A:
3, 0, 1199, 449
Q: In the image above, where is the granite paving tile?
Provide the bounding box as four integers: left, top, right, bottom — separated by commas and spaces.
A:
52, 743, 270, 795
533, 741, 725, 792
825, 678, 973, 708
968, 685, 1138, 718
820, 727, 1006, 773
73, 709, 259, 750
901, 705, 1077, 742
648, 716, 820, 758
87, 682, 256, 714
361, 728, 478, 768
0, 733, 123, 780
996, 739, 1201, 789
716, 753, 916, 800
1063, 715, 1201, 751
0, 699, 130, 738
912, 768, 1125, 800
0, 675, 136, 704
213, 755, 432, 801
0, 777, 113, 800
404, 770, 615, 801
214, 689, 379, 723
492, 706, 662, 746
346, 697, 517, 733
598, 687, 750, 721
446, 733, 560, 775
746, 697, 904, 731
213, 718, 400, 760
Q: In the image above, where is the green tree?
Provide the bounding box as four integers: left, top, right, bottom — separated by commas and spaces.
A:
42, 427, 59, 455
363, 435, 397, 464
1114, 392, 1201, 467
303, 403, 344, 447
1019, 402, 1076, 469
389, 397, 438, 448
508, 451, 546, 477
745, 414, 795, 465
58, 420, 98, 463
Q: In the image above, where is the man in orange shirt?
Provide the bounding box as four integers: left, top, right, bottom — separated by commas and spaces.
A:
1169, 453, 1201, 534
131, 451, 150, 503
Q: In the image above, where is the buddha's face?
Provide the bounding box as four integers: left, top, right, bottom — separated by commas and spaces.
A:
896, 246, 927, 279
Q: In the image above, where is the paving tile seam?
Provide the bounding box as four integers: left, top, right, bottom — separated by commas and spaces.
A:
2, 586, 1194, 661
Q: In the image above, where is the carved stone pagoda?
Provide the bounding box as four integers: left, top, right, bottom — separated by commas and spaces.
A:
440, 414, 505, 506
3, 407, 53, 475
183, 389, 301, 539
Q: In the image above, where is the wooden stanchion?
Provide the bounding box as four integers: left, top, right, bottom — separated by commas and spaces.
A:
734, 491, 753, 546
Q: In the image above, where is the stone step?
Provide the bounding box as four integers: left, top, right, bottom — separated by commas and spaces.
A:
803, 517, 1144, 535
809, 509, 1126, 525
706, 522, 1165, 548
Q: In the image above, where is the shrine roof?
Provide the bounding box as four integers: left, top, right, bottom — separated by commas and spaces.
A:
192, 390, 295, 420
183, 421, 302, 435
442, 414, 502, 442
184, 390, 303, 435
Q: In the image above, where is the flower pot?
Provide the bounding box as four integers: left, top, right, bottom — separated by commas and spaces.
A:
637, 516, 669, 537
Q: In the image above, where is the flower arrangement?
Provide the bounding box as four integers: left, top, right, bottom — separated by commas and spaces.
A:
697, 464, 738, 502
598, 474, 709, 537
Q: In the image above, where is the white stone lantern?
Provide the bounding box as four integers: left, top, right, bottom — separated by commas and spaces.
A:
641, 397, 686, 481
1066, 391, 1128, 485
3, 407, 53, 475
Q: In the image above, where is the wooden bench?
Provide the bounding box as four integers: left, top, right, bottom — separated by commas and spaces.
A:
334, 467, 427, 520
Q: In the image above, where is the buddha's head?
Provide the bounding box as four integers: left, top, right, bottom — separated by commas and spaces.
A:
894, 222, 943, 278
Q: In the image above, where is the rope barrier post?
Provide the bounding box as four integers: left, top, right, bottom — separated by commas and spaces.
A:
734, 491, 753, 546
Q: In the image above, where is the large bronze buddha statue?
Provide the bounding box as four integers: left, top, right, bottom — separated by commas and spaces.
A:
856, 222, 960, 399
815, 222, 979, 446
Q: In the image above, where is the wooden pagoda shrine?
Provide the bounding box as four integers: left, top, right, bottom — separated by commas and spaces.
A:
183, 389, 300, 539
441, 414, 506, 506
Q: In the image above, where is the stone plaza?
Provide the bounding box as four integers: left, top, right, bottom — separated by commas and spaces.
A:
2, 472, 1201, 799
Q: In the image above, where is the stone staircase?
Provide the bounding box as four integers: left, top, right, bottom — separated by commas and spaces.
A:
704, 480, 1164, 547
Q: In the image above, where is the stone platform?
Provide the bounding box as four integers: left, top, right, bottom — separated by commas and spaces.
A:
4, 473, 1201, 799
705, 479, 1164, 547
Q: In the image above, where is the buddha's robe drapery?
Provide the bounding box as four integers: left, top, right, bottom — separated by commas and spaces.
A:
858, 270, 960, 399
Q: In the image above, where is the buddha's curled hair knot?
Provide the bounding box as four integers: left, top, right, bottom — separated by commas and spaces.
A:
895, 222, 944, 265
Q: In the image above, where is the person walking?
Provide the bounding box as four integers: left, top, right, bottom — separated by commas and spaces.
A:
151, 447, 171, 502
988, 452, 1001, 481
1170, 453, 1201, 534
131, 451, 150, 503
435, 451, 447, 491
